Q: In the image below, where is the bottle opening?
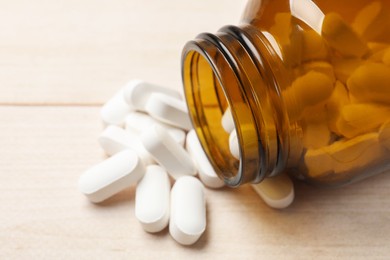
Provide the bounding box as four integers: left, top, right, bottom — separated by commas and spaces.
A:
182, 49, 241, 185
182, 34, 266, 187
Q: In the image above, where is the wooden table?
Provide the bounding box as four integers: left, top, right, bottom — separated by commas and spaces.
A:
1, 1, 390, 259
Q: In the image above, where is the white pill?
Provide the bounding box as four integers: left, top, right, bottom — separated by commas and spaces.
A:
141, 124, 196, 180
170, 176, 206, 245
221, 108, 235, 134
229, 130, 240, 160
123, 80, 181, 111
78, 149, 145, 203
186, 130, 225, 189
135, 165, 170, 233
98, 125, 154, 165
100, 87, 132, 126
125, 111, 186, 146
145, 93, 192, 131
251, 174, 294, 209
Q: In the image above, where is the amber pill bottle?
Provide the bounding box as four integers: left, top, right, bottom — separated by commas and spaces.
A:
182, 0, 390, 187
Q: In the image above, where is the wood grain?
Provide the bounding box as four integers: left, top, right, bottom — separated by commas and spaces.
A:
1, 106, 390, 259
1, 0, 390, 259
0, 0, 246, 105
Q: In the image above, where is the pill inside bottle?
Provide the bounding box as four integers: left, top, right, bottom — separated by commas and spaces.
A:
181, 0, 390, 187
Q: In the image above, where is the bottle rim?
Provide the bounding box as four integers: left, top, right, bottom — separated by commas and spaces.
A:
181, 26, 282, 186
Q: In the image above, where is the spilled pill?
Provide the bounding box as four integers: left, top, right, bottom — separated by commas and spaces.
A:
169, 176, 206, 246
78, 149, 145, 203
100, 87, 131, 127
141, 124, 196, 180
186, 130, 225, 189
135, 165, 170, 233
125, 111, 186, 146
98, 125, 154, 165
123, 80, 181, 111
251, 173, 294, 209
145, 93, 192, 131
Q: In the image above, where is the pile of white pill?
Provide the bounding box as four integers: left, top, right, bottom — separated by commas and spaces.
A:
78, 80, 294, 246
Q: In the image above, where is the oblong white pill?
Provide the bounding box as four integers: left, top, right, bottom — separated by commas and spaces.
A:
78, 149, 145, 203
229, 130, 240, 160
170, 176, 206, 246
98, 125, 154, 165
125, 111, 186, 146
221, 108, 235, 134
141, 124, 196, 180
100, 87, 132, 126
135, 165, 170, 233
186, 130, 224, 188
123, 80, 181, 111
145, 93, 192, 131
251, 174, 294, 209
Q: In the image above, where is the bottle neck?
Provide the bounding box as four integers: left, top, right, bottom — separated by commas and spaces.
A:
182, 25, 289, 186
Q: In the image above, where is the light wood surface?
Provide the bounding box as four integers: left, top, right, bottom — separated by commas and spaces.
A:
1, 1, 390, 259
